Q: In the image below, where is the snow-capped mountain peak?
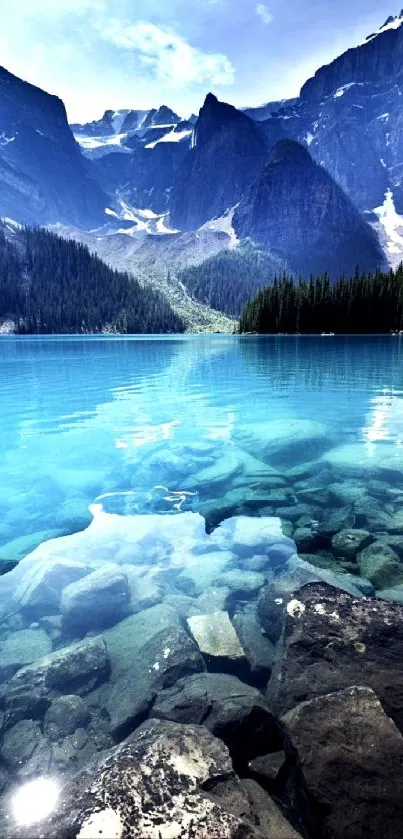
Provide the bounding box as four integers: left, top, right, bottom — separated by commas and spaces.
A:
363, 10, 403, 44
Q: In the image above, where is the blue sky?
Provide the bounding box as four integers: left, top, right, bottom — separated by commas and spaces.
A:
0, 0, 399, 122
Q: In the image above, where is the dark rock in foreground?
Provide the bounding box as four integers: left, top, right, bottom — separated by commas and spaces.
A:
282, 686, 403, 839
10, 719, 284, 839
152, 672, 280, 763
268, 582, 403, 731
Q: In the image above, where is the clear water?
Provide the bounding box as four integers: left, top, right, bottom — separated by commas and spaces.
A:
1, 333, 403, 562
1, 333, 403, 830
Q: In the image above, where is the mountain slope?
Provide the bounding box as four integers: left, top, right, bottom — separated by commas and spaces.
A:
233, 140, 384, 278
168, 94, 270, 230
0, 66, 107, 226
0, 221, 184, 333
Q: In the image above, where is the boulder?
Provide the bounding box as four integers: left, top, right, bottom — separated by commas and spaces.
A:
282, 686, 403, 839
152, 672, 280, 762
217, 569, 266, 602
1, 719, 42, 768
141, 625, 205, 687
175, 551, 235, 596
331, 528, 373, 559
8, 719, 265, 839
241, 778, 302, 839
357, 541, 403, 589
324, 442, 403, 478
4, 636, 109, 726
232, 612, 275, 683
268, 582, 403, 730
235, 419, 330, 466
249, 750, 287, 783
386, 510, 403, 534
0, 628, 52, 682
14, 558, 90, 616
187, 611, 247, 674
44, 695, 90, 738
60, 564, 130, 633
257, 584, 286, 644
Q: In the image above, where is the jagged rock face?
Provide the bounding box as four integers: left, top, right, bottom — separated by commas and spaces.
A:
233, 140, 383, 278
169, 94, 269, 231
0, 66, 107, 227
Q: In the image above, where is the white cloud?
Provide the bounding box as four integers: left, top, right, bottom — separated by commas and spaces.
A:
256, 3, 272, 25
99, 19, 235, 86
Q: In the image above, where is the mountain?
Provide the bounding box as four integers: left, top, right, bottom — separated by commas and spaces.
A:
0, 220, 184, 334
0, 66, 106, 227
233, 140, 384, 278
248, 11, 403, 264
168, 94, 271, 230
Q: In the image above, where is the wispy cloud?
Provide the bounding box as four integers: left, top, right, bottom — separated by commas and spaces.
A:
100, 19, 235, 86
256, 3, 272, 25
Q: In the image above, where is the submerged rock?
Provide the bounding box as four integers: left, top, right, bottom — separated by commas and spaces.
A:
187, 611, 247, 673
151, 672, 280, 762
235, 419, 330, 466
357, 541, 403, 588
0, 627, 52, 682
14, 558, 90, 616
232, 611, 275, 682
282, 686, 403, 839
249, 750, 287, 783
60, 564, 130, 633
4, 636, 109, 726
44, 695, 90, 738
268, 582, 403, 730
331, 528, 373, 559
1, 719, 42, 769
9, 719, 267, 838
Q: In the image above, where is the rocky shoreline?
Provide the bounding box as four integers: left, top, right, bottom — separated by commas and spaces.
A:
1, 417, 403, 835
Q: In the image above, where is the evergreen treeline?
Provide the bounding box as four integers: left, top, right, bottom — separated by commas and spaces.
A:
179, 243, 285, 317
239, 268, 403, 333
0, 225, 184, 334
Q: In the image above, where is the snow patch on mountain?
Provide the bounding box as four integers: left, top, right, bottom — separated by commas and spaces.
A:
360, 11, 403, 45
104, 200, 178, 236
200, 207, 239, 248
373, 189, 403, 262
145, 128, 193, 149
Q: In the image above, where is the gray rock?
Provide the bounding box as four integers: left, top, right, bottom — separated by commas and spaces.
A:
257, 584, 286, 644
293, 527, 323, 552
332, 529, 373, 559
317, 506, 355, 539
17, 738, 52, 779
358, 542, 403, 589
141, 625, 205, 687
9, 719, 265, 839
282, 686, 403, 839
249, 750, 287, 782
386, 510, 403, 534
14, 558, 90, 616
296, 487, 331, 506
216, 569, 266, 600
4, 636, 109, 726
1, 719, 42, 768
176, 550, 235, 596
44, 695, 90, 738
61, 564, 130, 633
242, 778, 302, 838
232, 612, 275, 683
152, 672, 280, 761
354, 498, 393, 531
103, 604, 181, 678
0, 628, 52, 682
187, 611, 247, 671
235, 419, 330, 466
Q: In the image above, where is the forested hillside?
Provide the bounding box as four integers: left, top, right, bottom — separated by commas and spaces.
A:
239, 268, 403, 333
0, 226, 184, 334
179, 243, 285, 317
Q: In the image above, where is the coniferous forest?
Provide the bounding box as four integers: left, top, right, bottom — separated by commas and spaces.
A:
239, 268, 403, 333
0, 226, 184, 334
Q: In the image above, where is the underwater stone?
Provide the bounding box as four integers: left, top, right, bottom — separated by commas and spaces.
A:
257, 583, 286, 644
386, 510, 403, 534
249, 750, 287, 783
328, 482, 367, 506
14, 557, 90, 616
9, 719, 266, 839
103, 604, 181, 679
242, 778, 302, 839
141, 625, 205, 688
232, 612, 275, 682
60, 564, 130, 633
176, 550, 235, 596
4, 636, 109, 726
357, 542, 403, 589
317, 506, 355, 538
324, 443, 403, 478
187, 611, 247, 669
152, 672, 280, 762
0, 627, 52, 682
1, 719, 42, 768
293, 527, 323, 553
268, 582, 403, 729
235, 419, 330, 467
282, 686, 403, 839
44, 695, 90, 738
332, 529, 373, 559
216, 569, 266, 598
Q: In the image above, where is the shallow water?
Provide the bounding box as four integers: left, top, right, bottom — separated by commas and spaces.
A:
1, 333, 403, 560
1, 333, 403, 830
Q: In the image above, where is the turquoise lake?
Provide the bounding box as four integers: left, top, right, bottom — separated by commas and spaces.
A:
1, 333, 403, 564
2, 333, 403, 828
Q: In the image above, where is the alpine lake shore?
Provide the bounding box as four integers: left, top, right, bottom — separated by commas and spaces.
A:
1, 415, 403, 837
